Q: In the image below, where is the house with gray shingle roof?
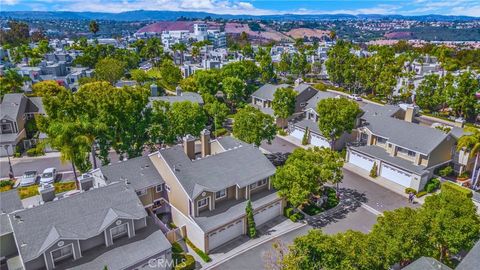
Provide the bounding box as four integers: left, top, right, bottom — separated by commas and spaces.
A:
149, 132, 283, 254
0, 93, 45, 157
251, 83, 318, 126
0, 190, 23, 258
288, 90, 351, 150
346, 103, 457, 191
7, 183, 171, 270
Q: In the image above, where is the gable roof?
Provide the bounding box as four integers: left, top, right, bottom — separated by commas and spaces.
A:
100, 155, 165, 191
0, 190, 23, 236
360, 103, 451, 155
9, 183, 146, 263
148, 92, 203, 107
403, 257, 452, 270
304, 90, 338, 112
0, 93, 28, 121
157, 136, 276, 199
251, 83, 289, 101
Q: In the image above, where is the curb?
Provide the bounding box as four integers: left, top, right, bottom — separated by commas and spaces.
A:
202, 222, 307, 270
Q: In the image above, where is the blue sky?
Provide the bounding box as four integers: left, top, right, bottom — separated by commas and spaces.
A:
2, 0, 479, 17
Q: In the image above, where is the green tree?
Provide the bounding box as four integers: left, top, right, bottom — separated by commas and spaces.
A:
94, 57, 126, 85
130, 69, 150, 84
0, 69, 28, 98
291, 52, 309, 78
0, 21, 29, 46
273, 147, 343, 208
446, 72, 479, 120
222, 77, 245, 107
415, 74, 445, 112
89, 20, 99, 35
246, 200, 257, 238
204, 100, 229, 133
221, 60, 260, 83
316, 98, 361, 149
277, 52, 291, 76
159, 59, 182, 90
140, 37, 164, 65
256, 47, 275, 83
193, 69, 222, 96
179, 76, 198, 93
233, 106, 276, 146
457, 127, 480, 187
272, 87, 297, 123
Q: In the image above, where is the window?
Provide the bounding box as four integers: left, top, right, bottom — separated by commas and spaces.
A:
51, 244, 73, 262
377, 137, 387, 144
197, 197, 208, 208
250, 179, 268, 190
136, 189, 146, 196
407, 150, 416, 157
111, 223, 128, 239
156, 185, 163, 193
165, 184, 171, 192
215, 189, 226, 200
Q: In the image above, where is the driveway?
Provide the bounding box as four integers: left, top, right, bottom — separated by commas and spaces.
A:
260, 136, 297, 154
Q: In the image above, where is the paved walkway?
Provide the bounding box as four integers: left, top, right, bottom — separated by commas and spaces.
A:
203, 217, 306, 270
0, 151, 61, 162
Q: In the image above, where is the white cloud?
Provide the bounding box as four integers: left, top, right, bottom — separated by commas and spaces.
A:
3, 0, 20, 5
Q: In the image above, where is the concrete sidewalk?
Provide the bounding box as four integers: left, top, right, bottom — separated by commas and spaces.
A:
0, 151, 61, 162
202, 217, 306, 270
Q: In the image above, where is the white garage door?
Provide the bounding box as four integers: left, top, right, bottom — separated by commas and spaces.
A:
290, 127, 305, 140
254, 201, 282, 226
349, 152, 375, 171
208, 219, 244, 251
310, 133, 330, 148
380, 163, 412, 187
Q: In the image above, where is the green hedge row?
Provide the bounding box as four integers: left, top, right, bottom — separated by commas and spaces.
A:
185, 238, 211, 262
441, 181, 472, 198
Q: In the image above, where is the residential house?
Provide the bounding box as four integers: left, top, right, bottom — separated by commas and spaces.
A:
289, 91, 351, 150
0, 93, 45, 156
149, 132, 283, 253
7, 182, 171, 270
346, 104, 455, 191
92, 155, 167, 211
251, 82, 318, 127
148, 87, 204, 107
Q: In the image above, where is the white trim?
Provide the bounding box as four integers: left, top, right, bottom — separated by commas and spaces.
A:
104, 230, 109, 247
197, 197, 209, 208
167, 201, 204, 231
110, 222, 129, 241
156, 184, 163, 193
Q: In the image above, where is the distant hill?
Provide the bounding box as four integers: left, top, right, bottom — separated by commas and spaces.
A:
1, 10, 478, 22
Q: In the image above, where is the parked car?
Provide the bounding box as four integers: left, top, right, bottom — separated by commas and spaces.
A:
40, 168, 57, 185
348, 94, 362, 101
19, 171, 38, 187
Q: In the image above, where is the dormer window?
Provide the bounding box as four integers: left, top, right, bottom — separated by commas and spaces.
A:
197, 197, 208, 208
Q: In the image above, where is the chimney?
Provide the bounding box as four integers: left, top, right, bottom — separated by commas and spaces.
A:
183, 134, 196, 160
404, 106, 415, 123
38, 184, 55, 203
78, 173, 94, 191
201, 129, 211, 157
176, 86, 182, 96
150, 84, 158, 97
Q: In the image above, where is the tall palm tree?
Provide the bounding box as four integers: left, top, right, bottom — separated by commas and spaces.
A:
457, 127, 480, 188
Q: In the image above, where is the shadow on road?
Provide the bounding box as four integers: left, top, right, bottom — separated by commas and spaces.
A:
305, 187, 367, 228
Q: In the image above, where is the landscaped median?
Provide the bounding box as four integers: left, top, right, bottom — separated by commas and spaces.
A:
0, 180, 77, 199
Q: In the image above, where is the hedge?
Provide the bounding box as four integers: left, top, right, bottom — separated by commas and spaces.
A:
185, 238, 211, 262
171, 242, 183, 254
425, 178, 441, 193
404, 188, 417, 195
289, 212, 304, 222
416, 191, 427, 198
174, 254, 195, 270
441, 181, 472, 198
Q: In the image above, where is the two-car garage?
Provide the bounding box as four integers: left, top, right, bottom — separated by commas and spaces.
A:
290, 127, 305, 141
207, 200, 282, 251
290, 126, 330, 148
349, 151, 375, 171
380, 163, 412, 187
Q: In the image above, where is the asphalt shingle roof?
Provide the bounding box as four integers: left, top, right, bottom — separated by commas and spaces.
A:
9, 183, 146, 263
0, 93, 27, 121
403, 257, 452, 270
304, 91, 338, 111
251, 83, 289, 101
158, 137, 276, 199
361, 103, 450, 155
148, 92, 203, 107
457, 240, 480, 270
101, 155, 164, 191
0, 190, 23, 235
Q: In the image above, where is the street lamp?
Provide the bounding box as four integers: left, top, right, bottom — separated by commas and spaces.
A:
4, 145, 14, 179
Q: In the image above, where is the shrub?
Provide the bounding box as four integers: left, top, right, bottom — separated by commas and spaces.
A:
405, 188, 417, 195
54, 182, 76, 193
441, 181, 472, 198
277, 129, 287, 136
284, 207, 294, 218
325, 187, 339, 209
246, 200, 257, 238
302, 127, 309, 145
0, 180, 14, 192
174, 254, 195, 270
369, 162, 378, 178
171, 242, 183, 254
185, 238, 211, 262
17, 185, 40, 199
416, 191, 427, 198
289, 212, 304, 222
439, 166, 453, 177
213, 128, 227, 137
26, 147, 44, 157
458, 171, 470, 179
425, 178, 441, 193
